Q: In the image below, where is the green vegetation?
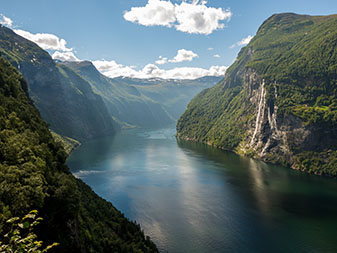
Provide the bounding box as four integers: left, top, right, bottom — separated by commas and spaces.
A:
246, 13, 337, 124
0, 210, 58, 252
177, 83, 253, 150
50, 131, 80, 155
177, 13, 337, 176
63, 61, 219, 128
0, 25, 219, 140
0, 56, 158, 252
0, 25, 116, 142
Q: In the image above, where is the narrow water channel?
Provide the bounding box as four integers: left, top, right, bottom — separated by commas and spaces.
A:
67, 127, 337, 253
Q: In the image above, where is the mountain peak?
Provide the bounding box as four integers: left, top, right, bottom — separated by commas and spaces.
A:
60, 60, 102, 78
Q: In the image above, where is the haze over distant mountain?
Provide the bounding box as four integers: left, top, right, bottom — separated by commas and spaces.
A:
0, 25, 222, 142
177, 13, 337, 177
0, 25, 116, 142
61, 61, 221, 127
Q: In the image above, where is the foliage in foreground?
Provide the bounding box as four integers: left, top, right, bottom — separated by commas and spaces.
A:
0, 210, 58, 253
0, 56, 158, 252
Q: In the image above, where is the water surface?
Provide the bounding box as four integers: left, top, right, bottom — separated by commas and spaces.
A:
67, 127, 337, 252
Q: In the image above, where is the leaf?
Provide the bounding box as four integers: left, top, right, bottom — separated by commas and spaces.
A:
6, 217, 19, 224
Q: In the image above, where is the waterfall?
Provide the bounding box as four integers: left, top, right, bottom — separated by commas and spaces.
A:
250, 80, 266, 146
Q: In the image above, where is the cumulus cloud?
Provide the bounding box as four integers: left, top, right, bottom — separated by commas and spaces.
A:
93, 59, 227, 79
174, 2, 232, 35
14, 29, 73, 52
93, 60, 140, 78
169, 49, 198, 63
124, 0, 232, 35
52, 51, 79, 62
207, 47, 213, 51
124, 0, 176, 27
14, 29, 81, 62
213, 54, 220, 58
0, 14, 13, 27
155, 49, 198, 65
230, 35, 253, 48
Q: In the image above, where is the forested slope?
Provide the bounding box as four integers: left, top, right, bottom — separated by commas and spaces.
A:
0, 25, 116, 142
0, 56, 157, 252
177, 13, 337, 176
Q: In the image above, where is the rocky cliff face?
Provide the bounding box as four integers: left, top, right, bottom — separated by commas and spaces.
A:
238, 67, 337, 173
0, 26, 116, 142
177, 13, 337, 176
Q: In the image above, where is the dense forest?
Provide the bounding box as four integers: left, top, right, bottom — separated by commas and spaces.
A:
0, 56, 157, 252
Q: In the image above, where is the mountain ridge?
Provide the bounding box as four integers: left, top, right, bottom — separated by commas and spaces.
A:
0, 56, 158, 252
177, 13, 337, 176
0, 25, 117, 142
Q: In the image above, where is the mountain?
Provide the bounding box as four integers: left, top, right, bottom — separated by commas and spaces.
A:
111, 75, 222, 120
177, 13, 337, 177
0, 56, 158, 252
0, 25, 220, 139
0, 25, 116, 142
63, 61, 220, 125
61, 61, 174, 128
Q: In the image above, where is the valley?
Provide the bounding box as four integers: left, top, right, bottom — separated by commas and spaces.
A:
0, 4, 337, 253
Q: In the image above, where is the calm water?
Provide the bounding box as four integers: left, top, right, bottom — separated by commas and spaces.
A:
67, 127, 337, 253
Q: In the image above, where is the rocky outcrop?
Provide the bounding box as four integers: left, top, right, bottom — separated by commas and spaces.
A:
177, 13, 337, 176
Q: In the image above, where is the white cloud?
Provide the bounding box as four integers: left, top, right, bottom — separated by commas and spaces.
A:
123, 0, 175, 27
169, 49, 198, 63
155, 49, 198, 65
93, 59, 227, 79
207, 47, 213, 51
174, 2, 231, 35
52, 51, 79, 62
163, 65, 226, 79
230, 35, 253, 48
0, 14, 13, 28
213, 54, 220, 58
14, 29, 73, 52
238, 35, 253, 46
93, 60, 140, 78
155, 56, 168, 65
124, 0, 232, 35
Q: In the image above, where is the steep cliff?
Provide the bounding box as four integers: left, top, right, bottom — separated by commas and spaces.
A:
177, 13, 337, 176
0, 56, 157, 252
61, 61, 174, 128
62, 61, 219, 127
0, 25, 116, 141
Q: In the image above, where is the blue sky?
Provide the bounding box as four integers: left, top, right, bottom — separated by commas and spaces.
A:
1, 0, 337, 79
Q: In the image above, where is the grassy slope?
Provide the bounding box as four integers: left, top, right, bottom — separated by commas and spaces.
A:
177, 13, 337, 176
0, 57, 157, 252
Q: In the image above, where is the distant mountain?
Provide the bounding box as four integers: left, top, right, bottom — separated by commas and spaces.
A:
0, 24, 222, 141
62, 61, 174, 128
0, 25, 116, 142
0, 56, 158, 252
111, 75, 222, 86
177, 13, 337, 176
63, 61, 221, 125
121, 76, 222, 120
